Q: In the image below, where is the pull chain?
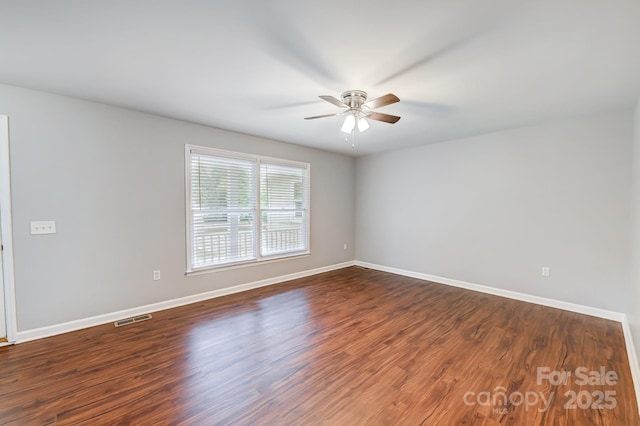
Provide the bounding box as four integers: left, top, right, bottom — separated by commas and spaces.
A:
345, 128, 356, 148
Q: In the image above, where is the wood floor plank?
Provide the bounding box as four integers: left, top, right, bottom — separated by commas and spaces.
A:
0, 267, 637, 424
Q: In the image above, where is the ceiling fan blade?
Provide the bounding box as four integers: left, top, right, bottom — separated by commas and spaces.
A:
319, 95, 347, 108
304, 113, 342, 120
364, 93, 400, 109
368, 111, 401, 124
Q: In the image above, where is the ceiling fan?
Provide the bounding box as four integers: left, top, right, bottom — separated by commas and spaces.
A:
304, 90, 401, 133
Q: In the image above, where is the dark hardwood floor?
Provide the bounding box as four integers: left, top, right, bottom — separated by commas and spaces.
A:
0, 267, 637, 425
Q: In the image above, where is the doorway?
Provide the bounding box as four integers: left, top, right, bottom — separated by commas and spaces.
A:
0, 115, 16, 344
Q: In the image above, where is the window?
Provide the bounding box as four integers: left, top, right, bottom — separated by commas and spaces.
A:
186, 145, 309, 272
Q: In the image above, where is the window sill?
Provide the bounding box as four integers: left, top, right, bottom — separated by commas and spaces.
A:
185, 251, 311, 276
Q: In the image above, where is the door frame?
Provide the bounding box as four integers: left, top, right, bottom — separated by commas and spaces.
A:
0, 115, 17, 344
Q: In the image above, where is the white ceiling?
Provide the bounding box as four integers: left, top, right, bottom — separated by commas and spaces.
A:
1, 0, 639, 156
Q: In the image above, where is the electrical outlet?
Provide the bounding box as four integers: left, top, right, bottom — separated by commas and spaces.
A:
542, 267, 550, 277
153, 270, 161, 281
343, 243, 348, 250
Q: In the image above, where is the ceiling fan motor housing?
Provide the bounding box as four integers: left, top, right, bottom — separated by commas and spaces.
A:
341, 90, 368, 109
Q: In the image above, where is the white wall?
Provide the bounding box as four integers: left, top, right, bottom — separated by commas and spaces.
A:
0, 84, 355, 331
356, 111, 633, 312
630, 97, 640, 364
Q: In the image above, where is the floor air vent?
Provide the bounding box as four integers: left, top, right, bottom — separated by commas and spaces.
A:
114, 314, 152, 327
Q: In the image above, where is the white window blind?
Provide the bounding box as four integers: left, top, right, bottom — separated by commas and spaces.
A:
186, 146, 310, 272
260, 162, 309, 257
189, 152, 257, 268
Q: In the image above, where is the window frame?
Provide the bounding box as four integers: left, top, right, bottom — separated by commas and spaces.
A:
185, 145, 310, 274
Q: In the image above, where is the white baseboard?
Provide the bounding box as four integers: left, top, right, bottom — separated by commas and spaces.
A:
355, 261, 625, 321
15, 261, 355, 343
621, 317, 640, 415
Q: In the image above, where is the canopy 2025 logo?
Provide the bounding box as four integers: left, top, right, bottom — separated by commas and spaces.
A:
463, 366, 618, 412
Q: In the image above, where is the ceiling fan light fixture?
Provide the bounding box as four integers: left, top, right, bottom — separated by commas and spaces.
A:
341, 113, 356, 133
357, 117, 370, 132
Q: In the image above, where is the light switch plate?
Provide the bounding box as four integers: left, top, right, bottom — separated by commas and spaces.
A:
31, 221, 56, 235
